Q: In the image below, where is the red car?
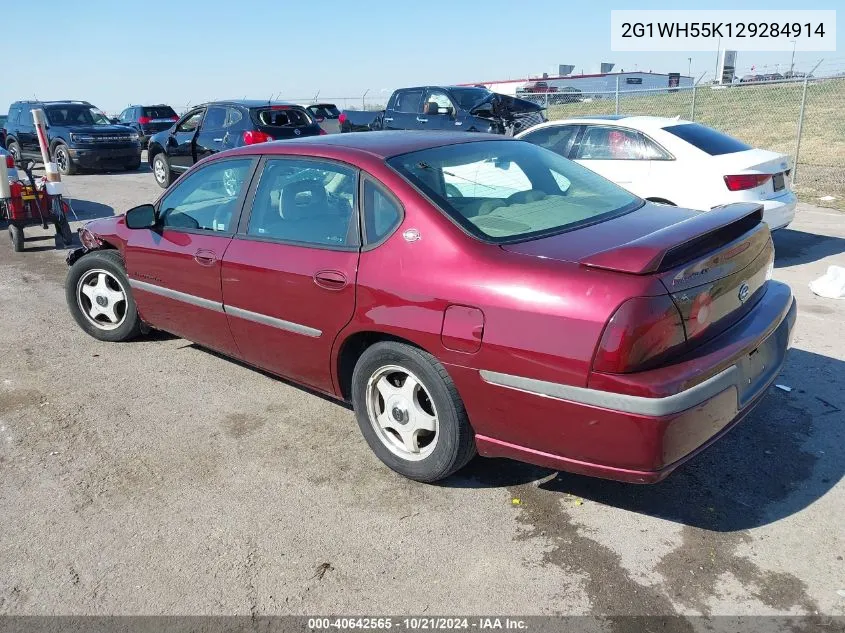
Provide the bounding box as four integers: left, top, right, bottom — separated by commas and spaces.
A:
65, 132, 796, 483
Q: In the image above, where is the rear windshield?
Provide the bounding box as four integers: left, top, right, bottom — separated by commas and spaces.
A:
663, 123, 752, 156
143, 106, 177, 119
388, 140, 641, 243
309, 105, 340, 119
252, 107, 313, 128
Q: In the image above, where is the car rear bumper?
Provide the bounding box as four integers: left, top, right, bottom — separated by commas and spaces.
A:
760, 191, 797, 231
69, 147, 142, 169
454, 281, 796, 483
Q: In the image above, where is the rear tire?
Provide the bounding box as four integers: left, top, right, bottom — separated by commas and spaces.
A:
66, 250, 142, 342
9, 224, 24, 252
151, 152, 173, 189
351, 341, 476, 482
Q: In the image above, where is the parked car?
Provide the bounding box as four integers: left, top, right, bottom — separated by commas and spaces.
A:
115, 104, 179, 148
0, 147, 19, 182
306, 103, 341, 134
339, 86, 545, 136
4, 100, 141, 175
147, 100, 323, 189
64, 132, 795, 484
517, 116, 797, 230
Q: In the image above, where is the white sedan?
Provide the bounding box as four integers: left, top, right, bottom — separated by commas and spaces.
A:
516, 116, 797, 230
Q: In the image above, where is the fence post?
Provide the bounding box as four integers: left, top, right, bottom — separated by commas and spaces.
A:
792, 77, 809, 185
690, 85, 697, 121
615, 77, 620, 115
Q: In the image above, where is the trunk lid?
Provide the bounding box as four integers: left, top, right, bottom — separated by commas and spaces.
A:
503, 201, 773, 347
708, 148, 793, 199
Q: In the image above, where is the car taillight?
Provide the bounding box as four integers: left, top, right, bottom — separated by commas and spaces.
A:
724, 174, 772, 191
138, 116, 152, 125
5, 154, 13, 169
338, 113, 347, 124
243, 130, 274, 145
170, 115, 179, 121
592, 296, 686, 374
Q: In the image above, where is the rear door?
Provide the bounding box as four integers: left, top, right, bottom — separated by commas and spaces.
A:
124, 157, 256, 356
168, 107, 205, 171
571, 125, 651, 191
384, 89, 423, 130
221, 156, 360, 393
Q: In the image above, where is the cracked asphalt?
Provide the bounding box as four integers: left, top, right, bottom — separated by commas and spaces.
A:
0, 158, 843, 620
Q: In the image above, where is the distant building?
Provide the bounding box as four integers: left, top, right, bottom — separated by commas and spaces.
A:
460, 71, 693, 97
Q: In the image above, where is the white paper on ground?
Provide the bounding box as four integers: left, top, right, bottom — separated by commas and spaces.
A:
809, 265, 845, 299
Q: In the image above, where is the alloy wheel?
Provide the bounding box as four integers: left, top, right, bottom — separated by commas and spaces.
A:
76, 269, 128, 331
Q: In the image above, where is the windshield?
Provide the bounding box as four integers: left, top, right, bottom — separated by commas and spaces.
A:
448, 88, 492, 110
46, 105, 111, 126
388, 140, 641, 243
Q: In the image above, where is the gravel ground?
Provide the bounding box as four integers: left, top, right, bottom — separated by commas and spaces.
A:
0, 158, 843, 620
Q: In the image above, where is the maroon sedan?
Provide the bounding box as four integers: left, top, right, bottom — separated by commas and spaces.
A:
65, 132, 796, 483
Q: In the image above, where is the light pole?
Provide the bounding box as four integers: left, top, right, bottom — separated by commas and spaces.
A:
789, 40, 797, 77
687, 57, 692, 77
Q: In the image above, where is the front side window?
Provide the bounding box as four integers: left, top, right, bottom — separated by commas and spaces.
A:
424, 91, 454, 115
520, 125, 580, 158
575, 126, 643, 160
246, 158, 358, 248
176, 110, 203, 133
118, 109, 132, 123
388, 140, 641, 243
159, 159, 252, 232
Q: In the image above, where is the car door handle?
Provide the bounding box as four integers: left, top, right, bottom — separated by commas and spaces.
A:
213, 138, 223, 143
193, 249, 217, 266
416, 117, 428, 123
313, 270, 347, 290
383, 117, 394, 122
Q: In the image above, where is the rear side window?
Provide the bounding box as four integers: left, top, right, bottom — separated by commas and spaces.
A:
663, 123, 751, 156
363, 179, 402, 245
575, 126, 643, 160
309, 105, 340, 119
520, 125, 579, 157
252, 107, 313, 128
142, 106, 177, 120
393, 90, 423, 113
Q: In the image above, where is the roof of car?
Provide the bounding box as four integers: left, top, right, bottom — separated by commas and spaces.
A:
232, 130, 507, 160
533, 115, 693, 131
199, 100, 301, 108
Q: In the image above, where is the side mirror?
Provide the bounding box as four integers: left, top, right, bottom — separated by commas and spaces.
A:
125, 204, 157, 229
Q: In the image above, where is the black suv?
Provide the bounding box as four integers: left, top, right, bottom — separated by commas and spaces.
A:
4, 100, 142, 175
115, 104, 178, 148
147, 100, 322, 188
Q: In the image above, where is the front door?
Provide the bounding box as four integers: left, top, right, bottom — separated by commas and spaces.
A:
194, 105, 228, 163
221, 156, 360, 393
167, 108, 205, 172
124, 157, 257, 357
384, 89, 424, 131
419, 89, 456, 131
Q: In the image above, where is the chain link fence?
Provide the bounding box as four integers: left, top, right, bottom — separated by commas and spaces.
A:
527, 77, 845, 210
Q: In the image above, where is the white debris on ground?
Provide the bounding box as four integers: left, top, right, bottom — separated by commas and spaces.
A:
809, 265, 845, 299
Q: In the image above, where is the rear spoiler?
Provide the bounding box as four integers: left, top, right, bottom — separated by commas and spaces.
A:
580, 203, 764, 275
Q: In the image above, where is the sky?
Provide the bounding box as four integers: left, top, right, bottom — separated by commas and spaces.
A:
0, 0, 840, 114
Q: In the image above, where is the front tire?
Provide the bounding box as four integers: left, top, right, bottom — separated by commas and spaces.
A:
6, 140, 21, 164
151, 152, 173, 189
351, 342, 476, 482
53, 143, 77, 175
65, 250, 142, 342
9, 224, 24, 252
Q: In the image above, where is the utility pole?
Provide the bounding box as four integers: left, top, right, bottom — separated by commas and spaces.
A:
789, 40, 797, 76
714, 37, 721, 84
687, 57, 692, 77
